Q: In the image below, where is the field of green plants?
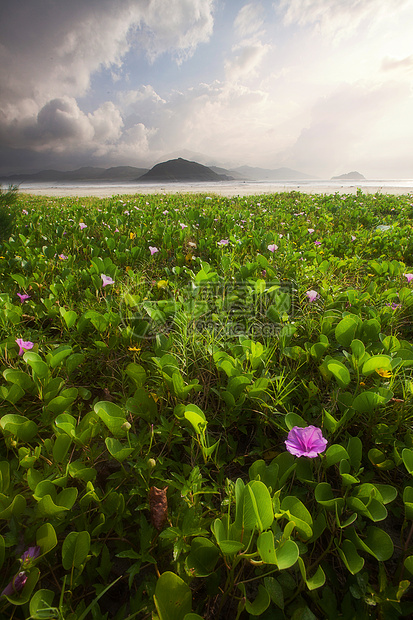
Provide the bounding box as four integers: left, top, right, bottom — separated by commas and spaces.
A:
1, 187, 413, 619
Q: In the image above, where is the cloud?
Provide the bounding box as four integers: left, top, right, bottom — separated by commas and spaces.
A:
278, 81, 412, 177
0, 0, 215, 171
381, 55, 413, 72
225, 42, 271, 82
234, 3, 265, 38
277, 0, 409, 38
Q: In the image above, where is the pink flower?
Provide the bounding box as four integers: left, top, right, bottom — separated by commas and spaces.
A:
58, 254, 68, 260
306, 290, 319, 302
180, 223, 188, 230
149, 246, 159, 255
267, 244, 278, 253
285, 426, 327, 458
79, 223, 87, 230
314, 241, 322, 246
351, 235, 356, 241
17, 293, 30, 303
217, 239, 229, 246
101, 274, 114, 287
307, 228, 315, 234
15, 338, 34, 356
404, 273, 413, 283
22, 209, 28, 215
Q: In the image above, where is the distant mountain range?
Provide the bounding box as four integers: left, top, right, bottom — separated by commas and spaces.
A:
0, 157, 317, 183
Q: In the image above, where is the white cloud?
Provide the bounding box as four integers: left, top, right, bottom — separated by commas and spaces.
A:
277, 0, 410, 39
234, 3, 265, 39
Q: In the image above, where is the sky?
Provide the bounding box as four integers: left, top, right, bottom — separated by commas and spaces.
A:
1, 0, 413, 178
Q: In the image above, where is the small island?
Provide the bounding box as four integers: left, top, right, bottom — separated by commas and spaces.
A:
331, 171, 366, 180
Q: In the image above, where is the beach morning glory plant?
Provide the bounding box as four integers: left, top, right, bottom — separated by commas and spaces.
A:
17, 293, 30, 303
285, 426, 327, 458
15, 338, 34, 356
267, 243, 278, 252
149, 246, 159, 255
306, 290, 319, 302
101, 274, 114, 287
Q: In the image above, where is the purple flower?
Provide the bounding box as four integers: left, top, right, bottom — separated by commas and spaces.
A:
101, 274, 114, 287
20, 546, 41, 566
267, 243, 278, 253
15, 338, 34, 356
58, 254, 68, 260
149, 246, 159, 255
314, 241, 321, 246
1, 572, 27, 597
17, 293, 30, 303
285, 426, 327, 458
306, 290, 319, 302
217, 239, 229, 246
404, 273, 413, 283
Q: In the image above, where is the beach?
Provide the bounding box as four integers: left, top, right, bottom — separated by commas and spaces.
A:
14, 180, 413, 198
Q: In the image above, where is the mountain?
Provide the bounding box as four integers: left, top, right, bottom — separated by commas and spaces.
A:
1, 166, 149, 182
231, 166, 315, 180
136, 158, 233, 182
331, 171, 366, 180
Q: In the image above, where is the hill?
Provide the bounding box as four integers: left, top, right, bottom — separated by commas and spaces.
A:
1, 166, 149, 183
331, 171, 366, 180
232, 165, 315, 180
137, 158, 233, 182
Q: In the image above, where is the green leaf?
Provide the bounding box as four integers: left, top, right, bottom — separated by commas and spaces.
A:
0, 414, 38, 441
184, 404, 207, 435
337, 539, 364, 574
94, 400, 128, 438
29, 589, 55, 619
402, 448, 413, 474
36, 523, 57, 556
362, 355, 392, 375
335, 316, 359, 347
23, 351, 49, 379
60, 308, 78, 329
325, 444, 349, 467
3, 369, 34, 391
238, 583, 270, 616
325, 359, 351, 388
185, 537, 220, 577
352, 388, 393, 413
105, 437, 134, 462
298, 557, 326, 590
0, 494, 26, 519
125, 362, 147, 388
62, 531, 91, 570
154, 571, 192, 620
264, 576, 284, 609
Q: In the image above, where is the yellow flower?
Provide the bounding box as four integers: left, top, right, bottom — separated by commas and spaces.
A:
359, 381, 366, 387
150, 392, 159, 402
185, 253, 193, 263
128, 346, 141, 352
376, 368, 392, 378
157, 280, 168, 289
129, 232, 136, 240
125, 266, 131, 272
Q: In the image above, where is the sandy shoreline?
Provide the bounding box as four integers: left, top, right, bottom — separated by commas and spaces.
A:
16, 181, 413, 198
